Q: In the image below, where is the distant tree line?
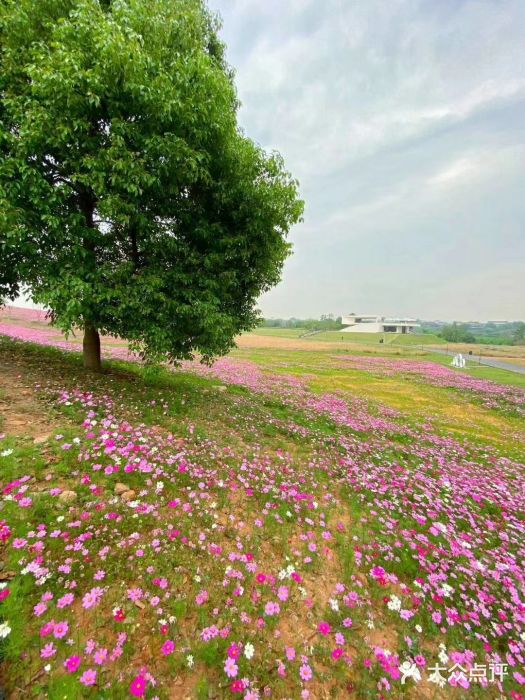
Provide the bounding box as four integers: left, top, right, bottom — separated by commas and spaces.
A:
426, 321, 525, 346
260, 314, 343, 331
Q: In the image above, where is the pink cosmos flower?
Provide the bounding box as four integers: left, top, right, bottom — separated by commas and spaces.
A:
64, 655, 81, 673
300, 664, 313, 681
80, 669, 97, 687
127, 588, 143, 603
41, 642, 56, 659
224, 657, 238, 678
286, 647, 296, 661
57, 593, 74, 608
40, 621, 55, 637
318, 621, 331, 636
33, 602, 47, 617
195, 590, 209, 605
82, 587, 104, 609
53, 621, 69, 639
264, 601, 280, 616
277, 586, 289, 602
94, 648, 108, 665
332, 648, 344, 660
130, 674, 147, 697
227, 643, 240, 660
161, 640, 175, 656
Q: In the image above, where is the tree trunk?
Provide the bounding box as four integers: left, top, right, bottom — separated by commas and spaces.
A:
83, 323, 101, 371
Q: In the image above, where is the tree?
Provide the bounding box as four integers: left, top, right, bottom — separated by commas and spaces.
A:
513, 322, 525, 345
0, 0, 303, 371
440, 323, 476, 344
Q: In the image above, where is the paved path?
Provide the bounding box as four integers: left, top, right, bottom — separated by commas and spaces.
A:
423, 346, 525, 376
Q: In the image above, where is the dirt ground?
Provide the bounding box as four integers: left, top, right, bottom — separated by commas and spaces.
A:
0, 357, 53, 442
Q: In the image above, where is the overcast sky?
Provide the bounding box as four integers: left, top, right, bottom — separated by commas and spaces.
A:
209, 0, 525, 321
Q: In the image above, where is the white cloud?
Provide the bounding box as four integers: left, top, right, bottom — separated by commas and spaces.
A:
210, 0, 525, 319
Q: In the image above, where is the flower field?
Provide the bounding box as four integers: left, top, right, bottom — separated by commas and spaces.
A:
0, 326, 524, 699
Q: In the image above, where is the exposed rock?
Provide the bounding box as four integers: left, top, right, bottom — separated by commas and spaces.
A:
58, 490, 77, 504
114, 482, 130, 495
33, 434, 51, 445
121, 490, 136, 502
212, 385, 227, 392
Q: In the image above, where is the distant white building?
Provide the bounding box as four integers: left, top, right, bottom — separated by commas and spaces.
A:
341, 313, 420, 334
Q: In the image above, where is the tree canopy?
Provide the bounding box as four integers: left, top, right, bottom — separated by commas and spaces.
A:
440, 323, 476, 344
0, 0, 303, 369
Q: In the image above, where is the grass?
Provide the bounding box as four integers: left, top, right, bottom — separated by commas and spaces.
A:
248, 327, 307, 338
307, 331, 445, 345
424, 352, 525, 388
0, 332, 523, 699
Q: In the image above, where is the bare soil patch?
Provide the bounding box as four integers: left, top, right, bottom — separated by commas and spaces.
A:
0, 358, 53, 442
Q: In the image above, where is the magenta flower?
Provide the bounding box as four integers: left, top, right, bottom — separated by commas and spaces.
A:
161, 640, 175, 656
40, 621, 54, 638
227, 643, 240, 659
130, 674, 147, 697
318, 621, 331, 636
64, 655, 81, 673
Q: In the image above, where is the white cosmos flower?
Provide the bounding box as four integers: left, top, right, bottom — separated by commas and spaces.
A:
244, 642, 255, 660
186, 654, 194, 668
0, 622, 12, 638
387, 595, 401, 611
